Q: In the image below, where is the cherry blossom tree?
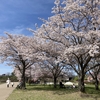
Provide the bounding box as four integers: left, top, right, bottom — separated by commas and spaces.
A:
39, 58, 68, 88
0, 33, 37, 89
24, 35, 70, 87
29, 0, 100, 92
25, 63, 43, 83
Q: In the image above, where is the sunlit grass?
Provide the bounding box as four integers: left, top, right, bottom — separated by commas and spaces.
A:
7, 84, 100, 100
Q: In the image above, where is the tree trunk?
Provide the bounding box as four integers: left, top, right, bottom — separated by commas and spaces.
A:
54, 77, 57, 88
95, 78, 99, 90
78, 75, 85, 93
21, 66, 26, 89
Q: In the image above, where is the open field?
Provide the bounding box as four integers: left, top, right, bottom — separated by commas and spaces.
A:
7, 84, 100, 100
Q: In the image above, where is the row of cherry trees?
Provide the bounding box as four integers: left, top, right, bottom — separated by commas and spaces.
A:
0, 0, 100, 92
30, 0, 100, 92
0, 32, 70, 89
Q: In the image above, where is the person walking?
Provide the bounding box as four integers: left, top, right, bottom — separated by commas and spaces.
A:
6, 78, 11, 88
11, 82, 14, 87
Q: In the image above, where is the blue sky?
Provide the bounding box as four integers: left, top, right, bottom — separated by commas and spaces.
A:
0, 0, 54, 75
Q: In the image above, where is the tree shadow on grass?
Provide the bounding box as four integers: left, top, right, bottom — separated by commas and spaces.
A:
80, 86, 100, 100
26, 84, 79, 95
80, 93, 100, 100
85, 86, 100, 94
26, 84, 100, 98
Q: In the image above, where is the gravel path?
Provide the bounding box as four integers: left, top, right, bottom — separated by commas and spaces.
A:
0, 82, 18, 100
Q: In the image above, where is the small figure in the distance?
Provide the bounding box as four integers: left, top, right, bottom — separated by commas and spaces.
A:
11, 82, 14, 87
6, 78, 11, 88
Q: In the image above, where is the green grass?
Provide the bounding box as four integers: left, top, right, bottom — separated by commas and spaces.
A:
7, 84, 100, 100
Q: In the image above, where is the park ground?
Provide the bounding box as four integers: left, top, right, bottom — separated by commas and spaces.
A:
6, 84, 100, 100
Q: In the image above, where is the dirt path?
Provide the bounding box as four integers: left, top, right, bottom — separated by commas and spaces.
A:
0, 82, 18, 100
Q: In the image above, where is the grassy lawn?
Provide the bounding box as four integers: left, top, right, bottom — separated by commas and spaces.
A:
7, 84, 100, 100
